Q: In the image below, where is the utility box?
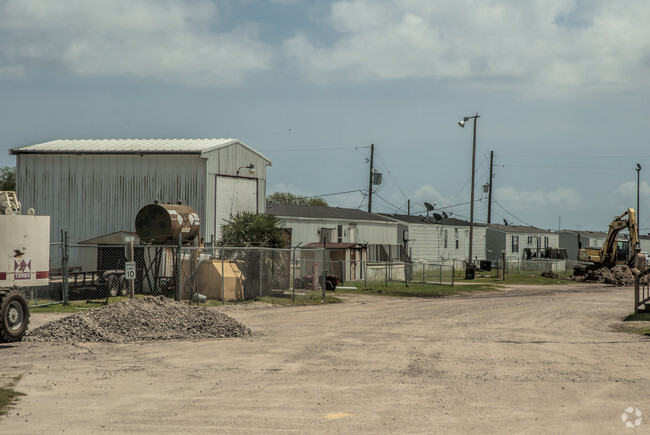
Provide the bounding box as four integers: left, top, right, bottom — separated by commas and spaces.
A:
182, 259, 245, 301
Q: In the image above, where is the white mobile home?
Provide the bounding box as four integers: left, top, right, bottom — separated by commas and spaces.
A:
486, 224, 560, 261
382, 214, 486, 264
267, 202, 403, 261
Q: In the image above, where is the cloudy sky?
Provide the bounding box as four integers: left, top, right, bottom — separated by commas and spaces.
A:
2, 0, 650, 232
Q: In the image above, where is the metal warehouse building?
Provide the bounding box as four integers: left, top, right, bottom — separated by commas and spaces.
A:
11, 139, 271, 244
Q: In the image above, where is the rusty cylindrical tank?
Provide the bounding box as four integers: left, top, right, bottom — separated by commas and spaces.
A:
135, 203, 200, 244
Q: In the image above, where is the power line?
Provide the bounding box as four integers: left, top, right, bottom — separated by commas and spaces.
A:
304, 189, 363, 199
261, 146, 368, 152
503, 164, 633, 170
375, 152, 408, 201
494, 201, 533, 227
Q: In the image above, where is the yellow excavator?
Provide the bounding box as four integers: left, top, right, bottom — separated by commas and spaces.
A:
574, 208, 646, 275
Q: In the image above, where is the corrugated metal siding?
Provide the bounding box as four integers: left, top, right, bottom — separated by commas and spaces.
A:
203, 142, 270, 234
17, 154, 207, 244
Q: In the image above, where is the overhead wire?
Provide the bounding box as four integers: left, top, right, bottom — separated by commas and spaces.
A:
494, 200, 533, 227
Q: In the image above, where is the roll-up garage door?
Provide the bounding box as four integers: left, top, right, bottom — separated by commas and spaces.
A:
214, 176, 258, 238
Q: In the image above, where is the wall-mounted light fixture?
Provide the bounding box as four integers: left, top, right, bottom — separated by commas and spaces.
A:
237, 163, 255, 176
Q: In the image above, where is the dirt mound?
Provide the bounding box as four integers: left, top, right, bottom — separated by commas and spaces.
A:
542, 265, 639, 286
579, 265, 637, 286
26, 296, 251, 343
565, 265, 638, 286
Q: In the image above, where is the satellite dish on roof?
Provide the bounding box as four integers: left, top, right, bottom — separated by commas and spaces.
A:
433, 213, 443, 221
442, 211, 449, 218
503, 219, 509, 225
424, 202, 435, 211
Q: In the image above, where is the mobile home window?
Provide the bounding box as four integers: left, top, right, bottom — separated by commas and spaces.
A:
444, 229, 448, 249
455, 229, 459, 249
512, 235, 519, 253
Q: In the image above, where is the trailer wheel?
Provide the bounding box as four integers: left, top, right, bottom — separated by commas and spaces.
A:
0, 291, 30, 343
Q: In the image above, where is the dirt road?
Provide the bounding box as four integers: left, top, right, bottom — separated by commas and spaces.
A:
1, 284, 649, 433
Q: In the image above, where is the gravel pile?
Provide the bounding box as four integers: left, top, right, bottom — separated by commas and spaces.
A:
26, 296, 251, 344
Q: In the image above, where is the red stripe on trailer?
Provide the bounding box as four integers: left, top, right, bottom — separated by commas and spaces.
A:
0, 272, 5, 280
36, 271, 49, 279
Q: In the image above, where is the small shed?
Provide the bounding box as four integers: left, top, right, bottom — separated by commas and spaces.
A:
302, 242, 367, 282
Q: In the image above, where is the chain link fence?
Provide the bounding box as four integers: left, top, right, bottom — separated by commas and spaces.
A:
18, 240, 459, 306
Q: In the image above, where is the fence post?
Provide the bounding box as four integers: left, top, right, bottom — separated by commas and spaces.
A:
176, 234, 182, 301
292, 246, 296, 303
451, 264, 454, 286
635, 275, 640, 314
61, 230, 69, 306
221, 247, 225, 305
385, 260, 388, 287
257, 248, 264, 299
364, 260, 367, 288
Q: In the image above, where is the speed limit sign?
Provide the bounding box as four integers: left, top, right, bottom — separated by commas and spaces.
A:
125, 261, 136, 280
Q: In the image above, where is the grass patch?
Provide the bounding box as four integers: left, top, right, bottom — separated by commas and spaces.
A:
260, 294, 341, 306
336, 281, 501, 298
621, 311, 650, 335
30, 296, 135, 313
0, 376, 25, 417
624, 312, 650, 322
473, 273, 580, 286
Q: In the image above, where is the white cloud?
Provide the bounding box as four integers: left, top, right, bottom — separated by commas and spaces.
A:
284, 0, 650, 93
412, 185, 449, 205
495, 186, 583, 211
0, 0, 273, 86
613, 180, 650, 198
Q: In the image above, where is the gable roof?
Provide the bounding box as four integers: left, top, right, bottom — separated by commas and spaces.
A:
266, 202, 395, 223
11, 138, 271, 162
488, 224, 554, 234
558, 229, 608, 238
381, 213, 484, 227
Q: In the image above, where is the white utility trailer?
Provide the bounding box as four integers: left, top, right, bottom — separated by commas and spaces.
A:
0, 191, 50, 342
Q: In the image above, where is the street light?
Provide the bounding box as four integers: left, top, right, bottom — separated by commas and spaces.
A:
458, 113, 479, 279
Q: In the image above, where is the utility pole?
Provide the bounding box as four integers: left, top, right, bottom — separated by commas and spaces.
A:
367, 143, 374, 213
637, 163, 642, 241
487, 150, 494, 224
407, 199, 410, 216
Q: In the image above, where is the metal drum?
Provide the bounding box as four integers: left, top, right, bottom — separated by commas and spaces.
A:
135, 203, 200, 244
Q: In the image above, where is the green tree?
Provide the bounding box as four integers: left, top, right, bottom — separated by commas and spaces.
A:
266, 191, 328, 207
0, 166, 16, 191
218, 212, 287, 248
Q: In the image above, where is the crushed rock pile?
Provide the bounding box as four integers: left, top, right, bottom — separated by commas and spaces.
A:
542, 265, 639, 286
27, 296, 251, 343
